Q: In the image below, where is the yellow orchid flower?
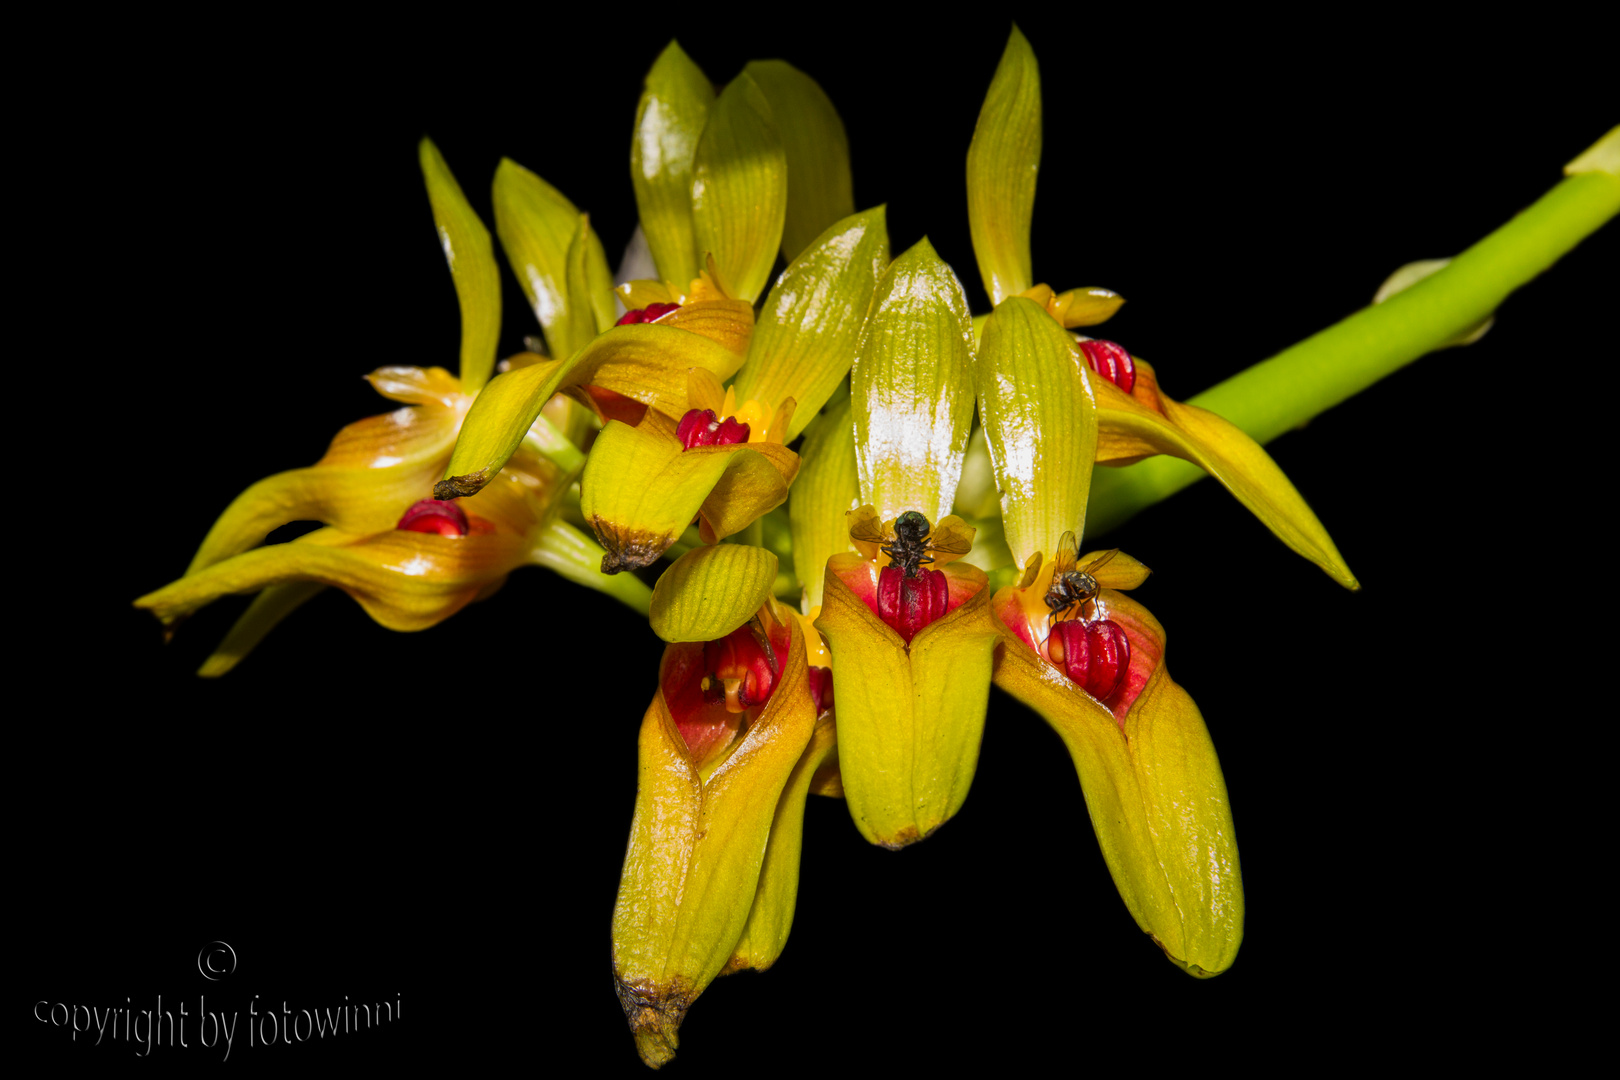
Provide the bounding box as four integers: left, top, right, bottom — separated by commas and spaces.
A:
137, 138, 645, 671
612, 581, 827, 1068
570, 46, 883, 574
967, 26, 1357, 589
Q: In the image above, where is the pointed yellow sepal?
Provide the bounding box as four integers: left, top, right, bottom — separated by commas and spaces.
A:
851, 237, 977, 522
138, 465, 554, 633
581, 410, 799, 573
990, 577, 1243, 976
631, 41, 714, 287
966, 25, 1040, 306
691, 71, 787, 305
723, 703, 838, 974
492, 158, 615, 360
731, 206, 890, 441
977, 296, 1100, 570
612, 603, 816, 1068
815, 555, 998, 847
187, 366, 470, 576
1096, 356, 1359, 589
787, 395, 859, 612
741, 60, 854, 262
419, 139, 500, 394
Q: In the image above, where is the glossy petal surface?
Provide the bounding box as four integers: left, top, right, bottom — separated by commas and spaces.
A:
851, 238, 977, 523
967, 26, 1040, 305
977, 296, 1099, 569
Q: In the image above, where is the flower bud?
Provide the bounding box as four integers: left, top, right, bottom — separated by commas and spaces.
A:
394, 498, 469, 536
1079, 338, 1136, 394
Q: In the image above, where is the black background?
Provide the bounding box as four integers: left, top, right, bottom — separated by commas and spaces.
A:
26, 13, 1612, 1074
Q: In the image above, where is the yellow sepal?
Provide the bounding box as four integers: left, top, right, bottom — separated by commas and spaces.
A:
611, 623, 815, 1068
1097, 358, 1358, 589
990, 585, 1243, 976
814, 556, 998, 848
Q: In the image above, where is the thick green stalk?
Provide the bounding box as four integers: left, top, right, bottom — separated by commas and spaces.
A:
1087, 167, 1619, 534
530, 520, 652, 614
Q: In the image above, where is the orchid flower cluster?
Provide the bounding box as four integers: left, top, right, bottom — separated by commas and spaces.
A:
135, 29, 1619, 1071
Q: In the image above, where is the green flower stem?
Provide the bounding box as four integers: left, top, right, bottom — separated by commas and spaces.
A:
530, 519, 652, 614
1087, 167, 1619, 535
522, 414, 587, 475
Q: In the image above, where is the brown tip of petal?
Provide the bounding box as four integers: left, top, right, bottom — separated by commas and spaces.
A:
433, 471, 489, 500
591, 516, 674, 575
877, 823, 934, 851
614, 973, 690, 1069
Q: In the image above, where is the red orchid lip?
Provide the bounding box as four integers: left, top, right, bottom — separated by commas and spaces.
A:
1079, 339, 1136, 394
395, 498, 469, 536
676, 408, 751, 449
661, 612, 795, 763
994, 586, 1160, 727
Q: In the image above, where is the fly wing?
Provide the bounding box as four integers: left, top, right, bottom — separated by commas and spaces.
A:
846, 504, 892, 548
1053, 531, 1079, 574
925, 515, 976, 558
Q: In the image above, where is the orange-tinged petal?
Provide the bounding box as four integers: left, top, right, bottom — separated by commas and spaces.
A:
1096, 359, 1358, 589
186, 376, 469, 575
145, 470, 545, 631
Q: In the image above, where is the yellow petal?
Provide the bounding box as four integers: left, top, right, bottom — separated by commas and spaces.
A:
814, 556, 998, 848
140, 493, 532, 634
1050, 286, 1125, 328
966, 26, 1040, 306
438, 324, 746, 499
581, 415, 797, 572
691, 72, 787, 304
990, 589, 1243, 976
419, 139, 500, 394
976, 296, 1098, 569
724, 707, 838, 974
492, 158, 600, 359
612, 624, 815, 1068
651, 544, 780, 643
187, 385, 466, 575
742, 60, 854, 262
787, 396, 859, 611
851, 237, 977, 523
196, 581, 325, 677
661, 294, 755, 359
1097, 360, 1358, 589
731, 207, 890, 440
696, 440, 799, 544
631, 41, 713, 287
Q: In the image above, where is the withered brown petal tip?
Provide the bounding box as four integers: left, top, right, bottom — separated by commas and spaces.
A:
591, 517, 672, 575
433, 472, 487, 500
613, 974, 690, 1069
